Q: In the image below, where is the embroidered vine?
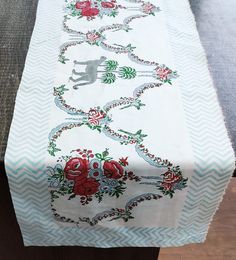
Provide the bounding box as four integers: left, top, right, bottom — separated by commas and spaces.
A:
46, 0, 189, 226
48, 148, 188, 225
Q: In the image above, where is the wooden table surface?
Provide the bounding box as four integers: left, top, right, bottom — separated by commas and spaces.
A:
159, 178, 236, 260
0, 0, 235, 259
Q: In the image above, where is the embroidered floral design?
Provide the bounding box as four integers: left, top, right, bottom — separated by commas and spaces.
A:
154, 65, 178, 84
49, 83, 166, 156
52, 193, 163, 225
64, 0, 160, 21
85, 107, 112, 132
47, 0, 187, 226
48, 149, 141, 205
65, 0, 120, 20
159, 166, 188, 198
85, 30, 105, 45
140, 166, 188, 198
141, 2, 159, 15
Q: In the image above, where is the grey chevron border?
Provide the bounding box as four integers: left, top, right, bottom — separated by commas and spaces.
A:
164, 0, 235, 241
4, 0, 235, 247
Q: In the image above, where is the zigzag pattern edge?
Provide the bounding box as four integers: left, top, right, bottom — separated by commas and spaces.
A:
4, 0, 235, 247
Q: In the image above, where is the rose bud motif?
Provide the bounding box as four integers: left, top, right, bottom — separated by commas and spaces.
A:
75, 1, 91, 10
162, 170, 181, 184
81, 7, 100, 16
103, 160, 124, 179
156, 67, 172, 81
73, 177, 100, 196
88, 108, 106, 125
86, 32, 101, 43
64, 157, 89, 181
101, 2, 115, 8
160, 182, 173, 191
142, 2, 155, 14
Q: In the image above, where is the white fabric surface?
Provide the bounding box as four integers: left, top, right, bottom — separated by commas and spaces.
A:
5, 0, 235, 247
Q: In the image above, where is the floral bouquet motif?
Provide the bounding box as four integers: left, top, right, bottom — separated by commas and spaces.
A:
48, 148, 141, 205
47, 147, 188, 224
153, 65, 178, 84
65, 0, 120, 20
65, 0, 160, 20
85, 30, 105, 45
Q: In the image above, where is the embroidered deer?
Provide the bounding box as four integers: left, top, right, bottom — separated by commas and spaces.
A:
69, 56, 107, 89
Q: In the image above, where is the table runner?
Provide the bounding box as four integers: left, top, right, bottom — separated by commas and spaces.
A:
4, 0, 235, 247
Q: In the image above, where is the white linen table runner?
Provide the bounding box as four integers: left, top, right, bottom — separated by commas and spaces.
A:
5, 0, 235, 247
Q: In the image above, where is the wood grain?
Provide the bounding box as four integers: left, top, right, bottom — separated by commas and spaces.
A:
159, 178, 236, 260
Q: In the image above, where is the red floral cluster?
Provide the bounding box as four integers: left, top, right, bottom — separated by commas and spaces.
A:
160, 170, 182, 191
88, 108, 106, 126
155, 67, 172, 81
75, 0, 116, 17
64, 151, 125, 197
142, 2, 156, 14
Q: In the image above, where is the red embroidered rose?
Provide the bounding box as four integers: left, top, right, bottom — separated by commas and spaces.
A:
81, 7, 100, 17
88, 108, 106, 125
86, 32, 101, 43
156, 67, 172, 81
75, 1, 91, 10
73, 177, 100, 196
101, 2, 115, 8
161, 182, 173, 191
142, 2, 155, 14
103, 160, 124, 179
64, 157, 89, 181
162, 170, 181, 184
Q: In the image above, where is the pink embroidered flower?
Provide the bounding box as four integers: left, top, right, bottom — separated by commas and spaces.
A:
142, 2, 156, 14
160, 182, 173, 191
75, 1, 91, 10
162, 170, 181, 184
101, 2, 116, 8
73, 177, 100, 196
86, 31, 101, 43
155, 67, 172, 81
88, 108, 106, 125
64, 157, 89, 181
81, 7, 100, 17
103, 160, 124, 179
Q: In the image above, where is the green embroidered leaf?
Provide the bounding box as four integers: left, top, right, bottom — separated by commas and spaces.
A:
95, 153, 102, 159
51, 193, 59, 199
107, 10, 118, 17
102, 72, 116, 84
48, 142, 61, 156
58, 54, 69, 64
54, 84, 69, 95
68, 193, 76, 200
119, 66, 137, 79
95, 192, 104, 203
105, 60, 119, 71
86, 123, 102, 132
104, 157, 113, 161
